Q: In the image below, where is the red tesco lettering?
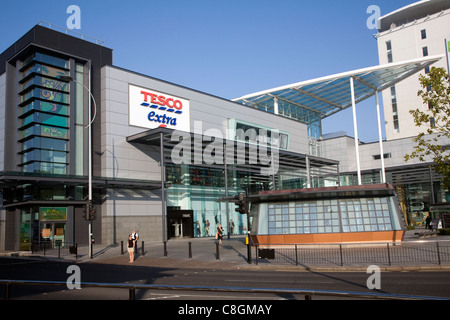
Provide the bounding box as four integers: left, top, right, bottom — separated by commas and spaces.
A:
141, 91, 183, 110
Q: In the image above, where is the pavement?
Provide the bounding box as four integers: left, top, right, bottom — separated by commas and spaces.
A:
2, 228, 450, 272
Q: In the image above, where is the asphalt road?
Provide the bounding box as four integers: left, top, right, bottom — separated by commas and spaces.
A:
1, 257, 450, 301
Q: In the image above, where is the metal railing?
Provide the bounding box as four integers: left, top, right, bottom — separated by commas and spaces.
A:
31, 241, 78, 259
38, 21, 105, 45
254, 241, 450, 266
1, 279, 449, 300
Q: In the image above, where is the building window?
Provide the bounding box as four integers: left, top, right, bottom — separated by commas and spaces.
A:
393, 115, 400, 133
341, 198, 393, 232
422, 46, 428, 57
373, 153, 392, 160
233, 120, 289, 150
268, 200, 341, 235
390, 86, 399, 133
430, 117, 436, 128
386, 41, 393, 63
421, 29, 427, 39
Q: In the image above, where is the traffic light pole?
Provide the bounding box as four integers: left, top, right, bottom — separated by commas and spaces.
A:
234, 190, 252, 264
245, 188, 251, 264
60, 72, 95, 260
234, 188, 252, 264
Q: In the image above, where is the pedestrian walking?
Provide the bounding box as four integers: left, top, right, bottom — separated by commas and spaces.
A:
127, 234, 135, 263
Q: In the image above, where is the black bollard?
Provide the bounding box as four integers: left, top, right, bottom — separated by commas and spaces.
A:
188, 242, 192, 259
216, 242, 220, 260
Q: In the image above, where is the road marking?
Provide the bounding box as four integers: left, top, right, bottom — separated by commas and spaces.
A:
145, 292, 283, 300
146, 294, 181, 300
225, 279, 334, 284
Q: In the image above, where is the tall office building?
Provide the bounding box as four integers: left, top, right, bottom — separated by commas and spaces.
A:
377, 0, 450, 141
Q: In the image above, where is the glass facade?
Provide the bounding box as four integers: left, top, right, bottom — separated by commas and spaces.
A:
233, 120, 289, 150
4, 50, 92, 250
166, 165, 254, 237
339, 168, 449, 227
238, 97, 322, 143
160, 121, 340, 238
18, 52, 71, 175
252, 194, 403, 237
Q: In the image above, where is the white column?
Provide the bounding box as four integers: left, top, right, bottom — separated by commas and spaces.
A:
274, 97, 279, 115
306, 155, 311, 188
350, 77, 362, 185
375, 91, 386, 183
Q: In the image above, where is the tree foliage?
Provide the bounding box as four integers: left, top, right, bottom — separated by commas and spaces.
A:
404, 67, 450, 190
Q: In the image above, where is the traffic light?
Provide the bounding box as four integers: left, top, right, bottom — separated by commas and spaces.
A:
85, 202, 96, 221
85, 203, 91, 220
89, 206, 96, 220
234, 193, 248, 215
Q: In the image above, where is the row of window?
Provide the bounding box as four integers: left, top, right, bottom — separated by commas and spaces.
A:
19, 52, 71, 175
267, 197, 394, 235
386, 28, 432, 134
20, 125, 68, 141
234, 122, 289, 150
20, 100, 68, 117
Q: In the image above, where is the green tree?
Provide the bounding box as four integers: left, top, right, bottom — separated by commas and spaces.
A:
404, 67, 450, 190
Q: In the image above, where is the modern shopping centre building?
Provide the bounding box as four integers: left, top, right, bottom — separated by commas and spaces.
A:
0, 4, 449, 250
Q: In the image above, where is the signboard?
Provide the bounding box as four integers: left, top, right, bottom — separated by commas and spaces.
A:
42, 228, 51, 238
40, 207, 67, 221
129, 84, 190, 132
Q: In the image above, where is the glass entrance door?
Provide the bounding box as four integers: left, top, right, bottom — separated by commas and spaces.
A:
40, 222, 66, 248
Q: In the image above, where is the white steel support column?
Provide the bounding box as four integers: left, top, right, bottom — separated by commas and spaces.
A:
274, 97, 279, 115
306, 155, 311, 188
350, 77, 362, 185
88, 68, 92, 259
375, 91, 386, 183
160, 133, 168, 242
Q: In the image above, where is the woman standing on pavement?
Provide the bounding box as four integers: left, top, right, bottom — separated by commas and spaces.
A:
127, 234, 135, 263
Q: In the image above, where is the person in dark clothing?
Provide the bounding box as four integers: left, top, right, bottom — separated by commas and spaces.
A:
216, 224, 224, 245
425, 215, 432, 230
127, 234, 135, 263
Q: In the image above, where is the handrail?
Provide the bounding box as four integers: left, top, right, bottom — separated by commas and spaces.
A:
253, 240, 450, 266
38, 21, 105, 45
254, 239, 450, 247
1, 279, 449, 301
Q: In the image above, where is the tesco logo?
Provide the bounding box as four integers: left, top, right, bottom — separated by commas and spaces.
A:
140, 91, 183, 112
129, 85, 191, 132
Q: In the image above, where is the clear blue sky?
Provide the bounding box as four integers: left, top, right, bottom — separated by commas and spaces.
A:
0, 0, 416, 142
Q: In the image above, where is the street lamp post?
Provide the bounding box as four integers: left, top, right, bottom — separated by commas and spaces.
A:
59, 74, 96, 259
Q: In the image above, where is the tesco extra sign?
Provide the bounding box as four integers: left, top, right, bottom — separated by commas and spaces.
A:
129, 85, 190, 132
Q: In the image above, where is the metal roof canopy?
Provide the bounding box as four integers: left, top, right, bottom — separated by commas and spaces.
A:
233, 55, 444, 186
127, 127, 340, 187
233, 55, 443, 121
